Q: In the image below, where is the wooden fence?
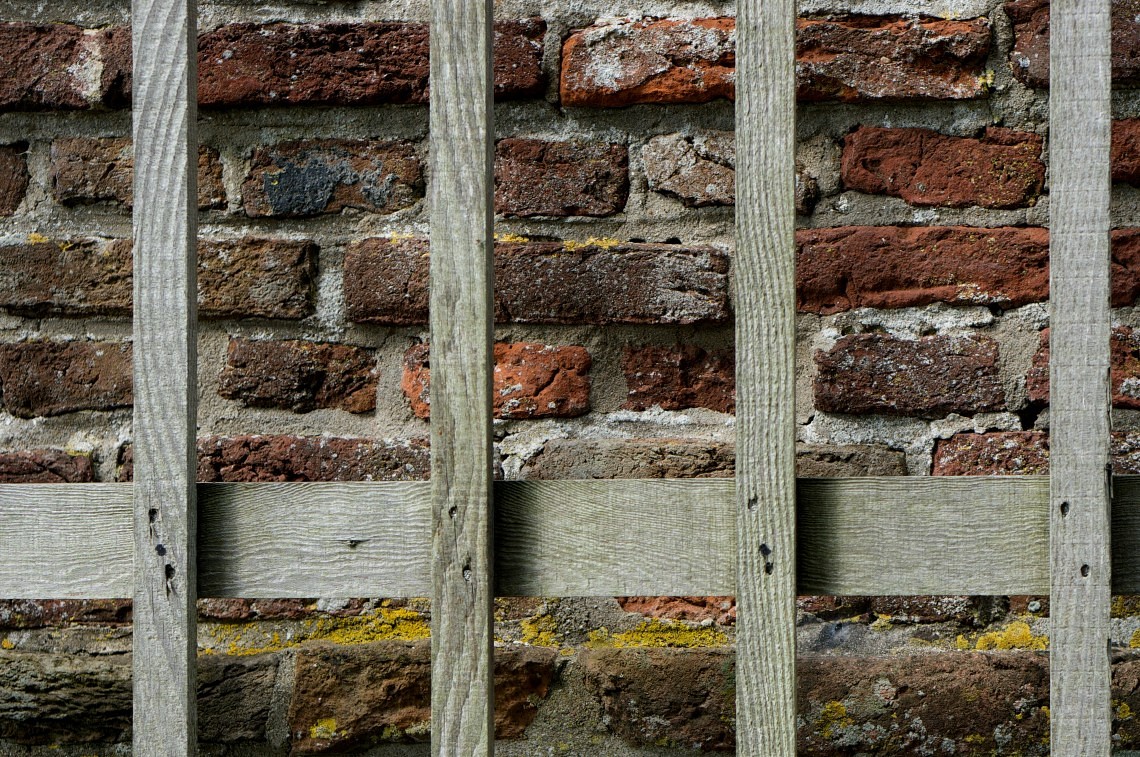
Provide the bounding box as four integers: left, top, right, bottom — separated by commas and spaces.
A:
0, 0, 1119, 754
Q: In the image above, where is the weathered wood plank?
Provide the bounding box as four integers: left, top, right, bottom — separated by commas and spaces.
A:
735, 0, 797, 748
131, 0, 199, 751
428, 0, 495, 749
14, 477, 1140, 599
1050, 0, 1113, 752
197, 482, 431, 597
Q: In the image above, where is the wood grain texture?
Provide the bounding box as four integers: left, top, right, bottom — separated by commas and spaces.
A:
1050, 0, 1113, 752
428, 0, 495, 750
735, 0, 797, 749
197, 482, 431, 596
22, 478, 1140, 599
131, 0, 199, 752
0, 485, 132, 598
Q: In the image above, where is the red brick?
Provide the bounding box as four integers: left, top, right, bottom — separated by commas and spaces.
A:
814, 333, 1005, 417
0, 341, 132, 418
1007, 0, 1140, 88
344, 237, 729, 326
0, 599, 131, 629
561, 16, 991, 108
0, 237, 315, 320
242, 140, 422, 218
198, 19, 545, 108
796, 595, 872, 619
402, 342, 591, 420
196, 435, 429, 482
1112, 228, 1140, 306
0, 238, 132, 316
51, 137, 225, 210
0, 449, 94, 483
1114, 119, 1140, 186
616, 596, 736, 625
797, 225, 1049, 314
796, 16, 992, 102
0, 23, 131, 111
841, 126, 1045, 208
1028, 326, 1140, 409
218, 338, 377, 414
0, 144, 28, 215
621, 345, 734, 413
198, 238, 317, 319
867, 596, 981, 623
933, 431, 1050, 475
288, 641, 557, 751
495, 139, 628, 217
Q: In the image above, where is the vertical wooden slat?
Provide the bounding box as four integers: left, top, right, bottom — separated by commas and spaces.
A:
734, 0, 797, 751
428, 0, 495, 750
131, 0, 199, 753
1049, 0, 1113, 753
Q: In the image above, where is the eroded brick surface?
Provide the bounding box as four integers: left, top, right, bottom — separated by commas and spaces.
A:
1007, 0, 1140, 88
933, 431, 1050, 475
621, 345, 734, 413
1028, 326, 1140, 409
0, 144, 28, 215
0, 24, 131, 111
217, 338, 377, 414
841, 126, 1045, 208
242, 140, 423, 218
0, 341, 132, 418
196, 435, 429, 482
402, 342, 591, 419
495, 139, 628, 217
814, 333, 1005, 417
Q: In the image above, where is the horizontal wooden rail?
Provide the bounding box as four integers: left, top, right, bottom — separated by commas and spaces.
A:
4, 475, 1134, 599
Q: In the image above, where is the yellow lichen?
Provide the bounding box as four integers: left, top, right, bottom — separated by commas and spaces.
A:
586, 619, 727, 649
309, 717, 340, 740
519, 614, 559, 647
26, 232, 51, 244
0, 638, 13, 650
1117, 700, 1135, 721
494, 233, 530, 243
973, 621, 1048, 650
819, 701, 854, 740
206, 606, 430, 656
1130, 629, 1140, 649
955, 634, 970, 650
388, 232, 417, 242
976, 69, 996, 91
564, 237, 622, 251
964, 734, 986, 745
869, 614, 892, 632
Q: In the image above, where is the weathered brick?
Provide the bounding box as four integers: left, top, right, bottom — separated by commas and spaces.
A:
1114, 119, 1140, 186
288, 641, 557, 751
0, 650, 277, 744
841, 126, 1045, 208
198, 238, 317, 319
0, 238, 132, 316
51, 137, 225, 210
518, 439, 906, 479
616, 596, 736, 625
0, 599, 131, 629
218, 338, 377, 414
0, 144, 28, 215
797, 16, 992, 102
1007, 0, 1140, 88
933, 431, 1050, 475
0, 237, 315, 319
196, 598, 314, 622
198, 19, 545, 107
402, 342, 591, 420
561, 18, 735, 107
197, 435, 429, 482
621, 345, 734, 413
867, 596, 981, 624
0, 341, 132, 418
344, 237, 729, 326
0, 449, 95, 483
0, 23, 131, 111
797, 225, 1050, 314
1028, 326, 1140, 409
814, 333, 1005, 417
1114, 432, 1140, 474
643, 131, 820, 213
797, 595, 872, 619
561, 16, 991, 107
242, 140, 423, 218
495, 139, 628, 217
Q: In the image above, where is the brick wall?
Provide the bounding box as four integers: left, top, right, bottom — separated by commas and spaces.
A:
4, 0, 1140, 754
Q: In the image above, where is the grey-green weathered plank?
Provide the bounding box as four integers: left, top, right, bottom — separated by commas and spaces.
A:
197, 482, 431, 597
428, 0, 496, 750
131, 0, 199, 752
734, 0, 798, 749
1050, 0, 1113, 752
